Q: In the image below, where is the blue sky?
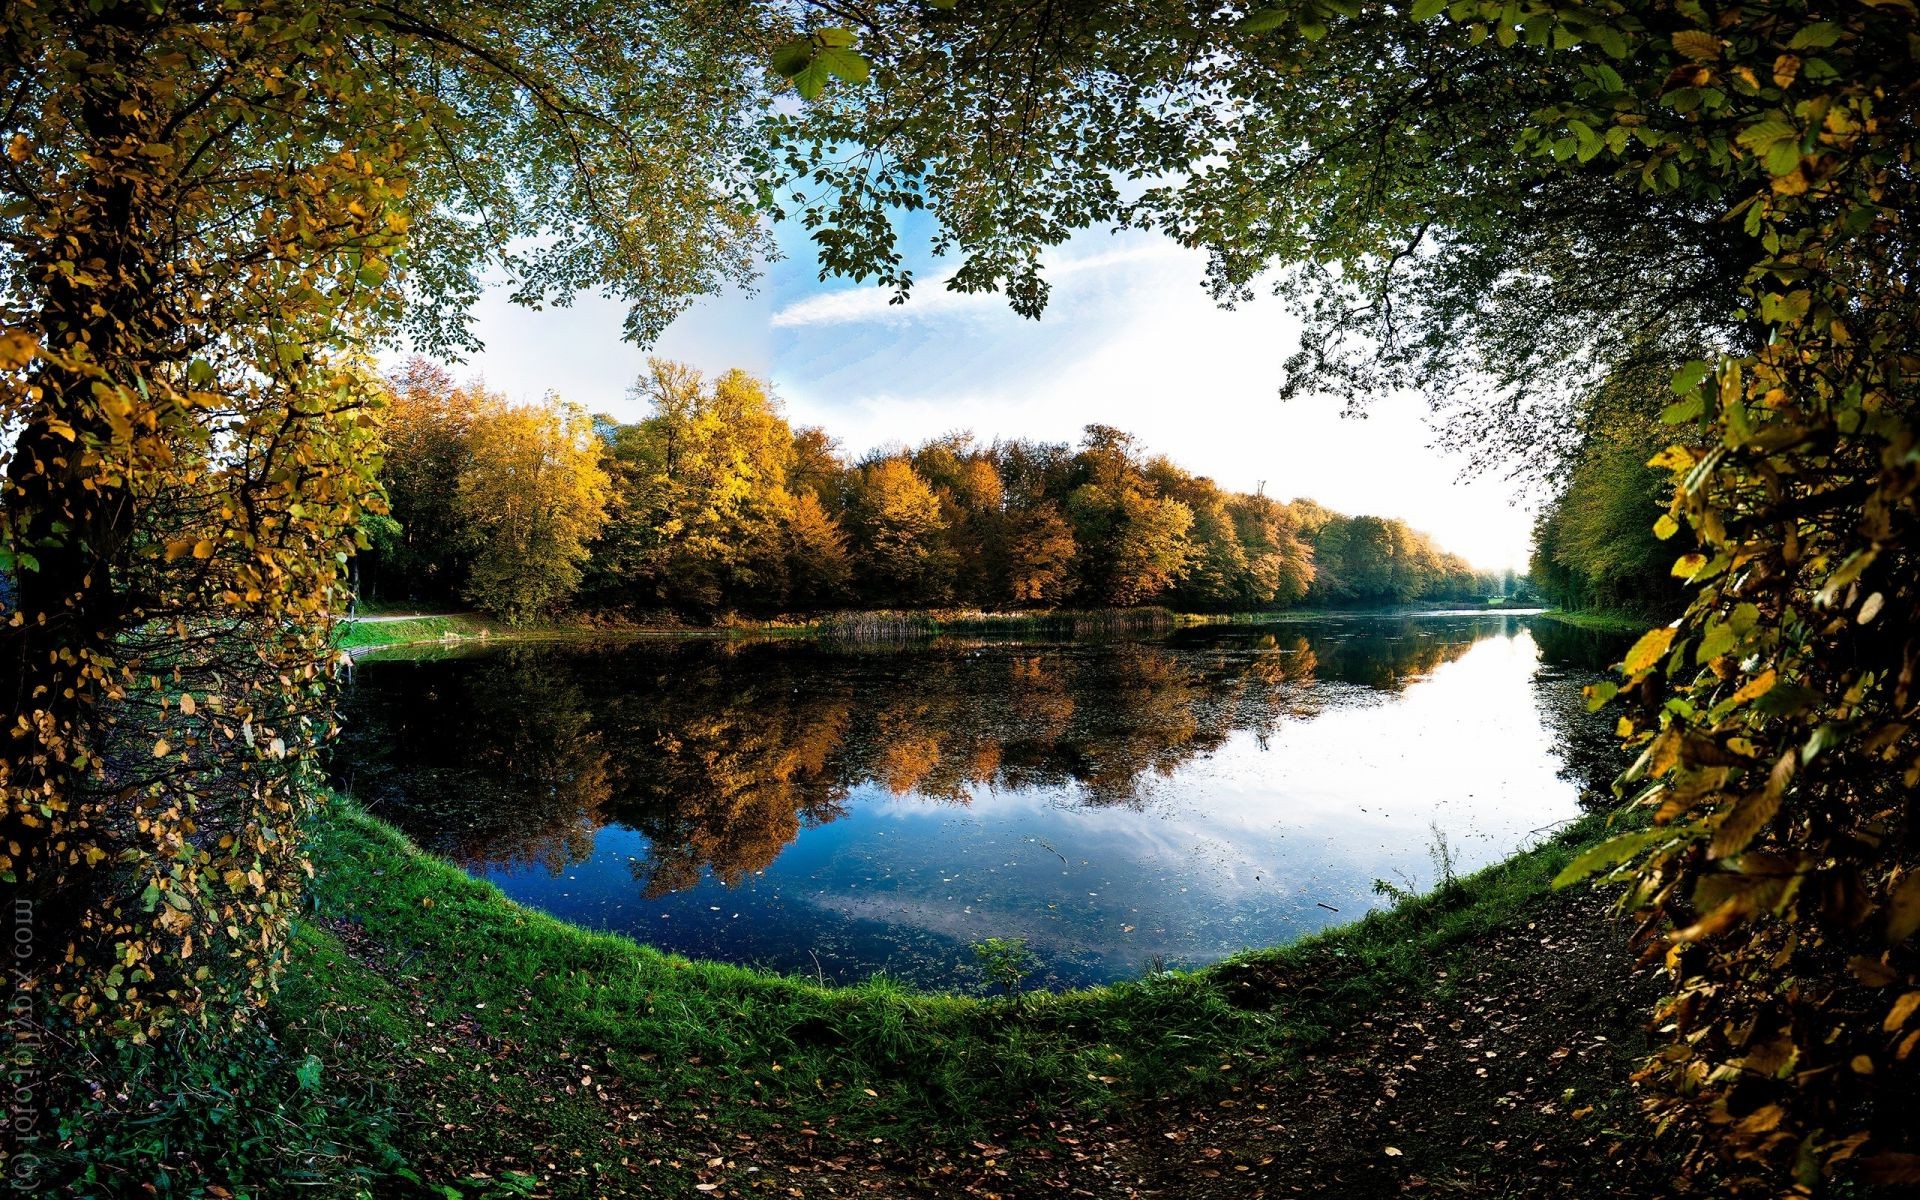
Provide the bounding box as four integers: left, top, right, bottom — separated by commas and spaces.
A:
451, 220, 1539, 572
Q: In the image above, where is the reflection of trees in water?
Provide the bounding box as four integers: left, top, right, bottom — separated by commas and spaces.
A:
335, 649, 614, 874
1524, 617, 1639, 805
337, 622, 1493, 895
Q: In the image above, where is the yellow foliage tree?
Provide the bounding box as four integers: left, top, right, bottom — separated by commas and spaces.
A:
456, 395, 610, 624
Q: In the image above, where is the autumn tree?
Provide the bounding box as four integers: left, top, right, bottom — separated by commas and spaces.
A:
372, 357, 484, 605
0, 0, 769, 1034
455, 394, 610, 623
1064, 427, 1193, 606
593, 360, 800, 612
844, 455, 952, 605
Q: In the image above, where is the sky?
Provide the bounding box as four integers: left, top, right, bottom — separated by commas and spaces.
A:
448, 221, 1540, 573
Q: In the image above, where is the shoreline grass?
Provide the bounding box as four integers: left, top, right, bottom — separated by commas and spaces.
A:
1534, 608, 1663, 634
338, 602, 1548, 656
37, 793, 1636, 1195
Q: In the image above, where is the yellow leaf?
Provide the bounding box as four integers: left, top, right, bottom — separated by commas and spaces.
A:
1886, 992, 1920, 1033
1624, 627, 1676, 675
192, 539, 215, 559
164, 539, 195, 563
1725, 669, 1778, 709
153, 738, 171, 758
179, 692, 196, 716
1671, 553, 1708, 579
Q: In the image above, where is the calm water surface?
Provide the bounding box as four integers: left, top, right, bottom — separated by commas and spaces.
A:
334, 613, 1618, 990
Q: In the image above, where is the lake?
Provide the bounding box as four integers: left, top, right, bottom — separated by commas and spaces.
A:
333, 612, 1623, 991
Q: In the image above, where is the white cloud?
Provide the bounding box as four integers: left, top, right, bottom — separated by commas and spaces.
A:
769, 242, 1185, 328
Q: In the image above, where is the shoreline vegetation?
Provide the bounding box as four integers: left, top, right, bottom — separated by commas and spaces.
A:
44, 793, 1663, 1196
335, 599, 1564, 656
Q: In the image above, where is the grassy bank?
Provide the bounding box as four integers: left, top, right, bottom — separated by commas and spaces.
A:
338, 602, 1539, 657
333, 612, 501, 651
1536, 608, 1661, 634
39, 794, 1656, 1197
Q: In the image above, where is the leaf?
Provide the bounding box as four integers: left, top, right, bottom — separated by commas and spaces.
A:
1671, 553, 1707, 579
153, 738, 171, 758
1696, 622, 1736, 662
1888, 874, 1920, 943
1653, 513, 1680, 540
1886, 992, 1920, 1033
816, 46, 870, 85
1670, 361, 1713, 394
1670, 30, 1721, 60
1554, 827, 1673, 888
791, 59, 833, 99
1708, 754, 1790, 859
1238, 7, 1290, 31
815, 26, 858, 48
1624, 627, 1676, 675
179, 692, 196, 717
296, 1054, 324, 1090
1787, 21, 1842, 49
1410, 0, 1447, 20
771, 39, 815, 77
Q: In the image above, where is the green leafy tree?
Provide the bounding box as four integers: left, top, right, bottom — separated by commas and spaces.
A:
774, 0, 1920, 1186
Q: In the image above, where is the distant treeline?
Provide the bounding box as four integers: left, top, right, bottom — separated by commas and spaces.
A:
359, 357, 1516, 622
1528, 428, 1688, 619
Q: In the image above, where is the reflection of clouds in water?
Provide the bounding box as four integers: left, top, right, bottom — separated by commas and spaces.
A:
839, 629, 1574, 914
340, 616, 1588, 987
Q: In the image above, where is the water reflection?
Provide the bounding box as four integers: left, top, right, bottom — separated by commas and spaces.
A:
336, 614, 1592, 988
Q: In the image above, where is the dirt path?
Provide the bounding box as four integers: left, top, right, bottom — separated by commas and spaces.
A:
851, 888, 1670, 1199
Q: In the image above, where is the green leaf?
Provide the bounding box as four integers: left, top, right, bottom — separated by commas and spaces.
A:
1411, 0, 1448, 21
1238, 7, 1290, 31
1696, 622, 1737, 663
817, 46, 870, 85
791, 59, 833, 99
771, 39, 814, 77
1787, 21, 1842, 49
814, 26, 858, 48
1554, 828, 1673, 888
1663, 393, 1703, 424
1671, 360, 1712, 394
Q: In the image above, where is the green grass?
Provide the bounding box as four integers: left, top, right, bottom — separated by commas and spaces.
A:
332, 613, 499, 651
36, 795, 1630, 1196
1536, 608, 1662, 634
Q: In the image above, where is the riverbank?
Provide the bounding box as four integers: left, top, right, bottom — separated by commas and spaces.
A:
335, 602, 1545, 656
1533, 609, 1661, 635
40, 794, 1673, 1196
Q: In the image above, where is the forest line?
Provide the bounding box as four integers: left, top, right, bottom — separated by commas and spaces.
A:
363, 357, 1520, 622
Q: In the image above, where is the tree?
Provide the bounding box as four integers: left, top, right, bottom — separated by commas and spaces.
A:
0, 0, 768, 1032
374, 358, 484, 605
844, 456, 951, 605
456, 396, 609, 623
774, 0, 1919, 1186
1063, 426, 1194, 606
592, 360, 800, 612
